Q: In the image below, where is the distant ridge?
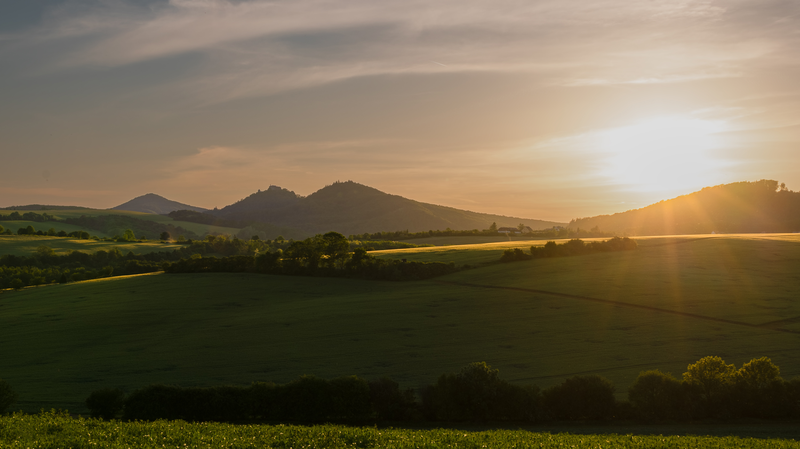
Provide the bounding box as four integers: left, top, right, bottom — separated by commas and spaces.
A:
1, 204, 88, 210
208, 181, 564, 235
111, 193, 208, 215
569, 180, 800, 235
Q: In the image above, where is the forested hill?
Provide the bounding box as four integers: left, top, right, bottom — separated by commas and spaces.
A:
111, 193, 208, 215
570, 180, 800, 235
210, 181, 564, 235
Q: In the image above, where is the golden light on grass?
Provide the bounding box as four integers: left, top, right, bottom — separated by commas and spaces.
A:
598, 116, 729, 192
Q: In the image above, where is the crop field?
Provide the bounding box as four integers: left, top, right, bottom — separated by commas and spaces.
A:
371, 237, 611, 265
402, 235, 556, 246
2, 234, 800, 415
2, 413, 800, 449
0, 235, 186, 257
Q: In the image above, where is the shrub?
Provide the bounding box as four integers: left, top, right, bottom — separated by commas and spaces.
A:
368, 377, 417, 421
500, 248, 531, 262
731, 357, 789, 419
423, 362, 540, 422
0, 379, 18, 413
85, 388, 126, 419
682, 356, 736, 417
123, 385, 184, 421
628, 370, 685, 421
543, 375, 616, 420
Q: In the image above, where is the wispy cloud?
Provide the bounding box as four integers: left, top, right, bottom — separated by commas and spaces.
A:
5, 0, 793, 102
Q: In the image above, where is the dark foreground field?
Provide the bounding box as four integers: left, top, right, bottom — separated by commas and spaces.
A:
1, 412, 799, 448
1, 235, 800, 413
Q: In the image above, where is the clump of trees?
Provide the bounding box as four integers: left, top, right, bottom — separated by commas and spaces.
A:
499, 237, 638, 263
421, 362, 540, 422
0, 232, 461, 290
530, 237, 638, 258
0, 247, 167, 289
80, 356, 800, 424
627, 356, 800, 421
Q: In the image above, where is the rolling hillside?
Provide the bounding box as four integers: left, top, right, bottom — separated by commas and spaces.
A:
570, 180, 800, 235
3, 235, 799, 413
211, 181, 564, 235
111, 193, 208, 215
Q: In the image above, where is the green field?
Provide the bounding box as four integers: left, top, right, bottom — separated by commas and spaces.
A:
0, 220, 113, 238
0, 235, 186, 257
2, 234, 800, 414
4, 413, 799, 448
4, 208, 243, 238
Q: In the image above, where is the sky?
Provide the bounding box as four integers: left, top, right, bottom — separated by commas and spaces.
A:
1, 0, 799, 222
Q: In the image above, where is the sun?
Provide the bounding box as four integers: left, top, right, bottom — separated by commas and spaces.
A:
597, 116, 729, 193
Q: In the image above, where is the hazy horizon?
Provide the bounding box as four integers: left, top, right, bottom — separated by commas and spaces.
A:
2, 1, 799, 222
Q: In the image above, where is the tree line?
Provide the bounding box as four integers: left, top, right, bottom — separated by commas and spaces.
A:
500, 237, 638, 262
349, 226, 613, 242
0, 211, 57, 222
1, 234, 640, 290
0, 233, 456, 289
14, 355, 792, 423
165, 232, 458, 281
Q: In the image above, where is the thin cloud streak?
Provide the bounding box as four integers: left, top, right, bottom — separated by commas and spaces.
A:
9, 0, 793, 101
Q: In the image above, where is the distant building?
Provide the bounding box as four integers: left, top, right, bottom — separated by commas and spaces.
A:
497, 227, 520, 234
520, 226, 533, 234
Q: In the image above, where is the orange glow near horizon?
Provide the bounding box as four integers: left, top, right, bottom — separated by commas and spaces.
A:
598, 116, 730, 193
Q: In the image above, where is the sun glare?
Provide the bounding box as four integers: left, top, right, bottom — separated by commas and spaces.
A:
598, 116, 728, 192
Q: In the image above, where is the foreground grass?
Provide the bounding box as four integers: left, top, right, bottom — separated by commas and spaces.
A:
1, 413, 798, 449
3, 234, 800, 414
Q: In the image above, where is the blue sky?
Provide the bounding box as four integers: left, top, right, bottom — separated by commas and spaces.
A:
1, 0, 799, 221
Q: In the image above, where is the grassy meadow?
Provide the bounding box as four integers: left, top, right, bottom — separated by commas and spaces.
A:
3, 413, 800, 448
0, 235, 186, 257
2, 234, 800, 415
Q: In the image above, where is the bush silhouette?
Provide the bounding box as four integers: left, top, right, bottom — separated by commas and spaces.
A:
0, 379, 17, 413
85, 388, 126, 419
628, 370, 685, 421
543, 375, 616, 420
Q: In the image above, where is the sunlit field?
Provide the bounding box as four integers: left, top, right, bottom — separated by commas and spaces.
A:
0, 235, 185, 257
370, 238, 611, 265
2, 234, 799, 415
4, 412, 800, 448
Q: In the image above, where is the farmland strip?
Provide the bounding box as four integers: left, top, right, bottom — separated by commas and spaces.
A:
433, 280, 800, 335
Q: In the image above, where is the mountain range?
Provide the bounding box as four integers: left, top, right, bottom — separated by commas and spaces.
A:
19, 179, 795, 237
112, 181, 563, 236
111, 193, 208, 215
569, 179, 800, 235
211, 182, 562, 235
